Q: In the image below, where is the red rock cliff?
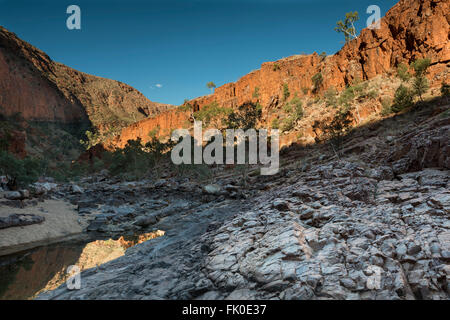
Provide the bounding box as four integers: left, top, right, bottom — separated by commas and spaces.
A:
110, 0, 449, 148
0, 26, 173, 131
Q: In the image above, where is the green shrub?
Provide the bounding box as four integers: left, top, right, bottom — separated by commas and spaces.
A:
273, 64, 280, 71
280, 117, 295, 133
80, 130, 101, 150
193, 101, 232, 128
271, 118, 280, 129
282, 103, 292, 113
282, 83, 290, 100
177, 103, 192, 113
392, 84, 413, 113
105, 137, 175, 180
320, 107, 353, 151
0, 132, 11, 151
352, 80, 368, 98
311, 72, 323, 93
338, 86, 355, 107
367, 89, 379, 99
381, 97, 393, 115
281, 96, 303, 131
396, 63, 411, 82
411, 58, 431, 77
226, 102, 262, 131
441, 82, 450, 97
324, 87, 338, 107
290, 96, 304, 120
0, 151, 46, 188
412, 75, 429, 101
253, 87, 260, 99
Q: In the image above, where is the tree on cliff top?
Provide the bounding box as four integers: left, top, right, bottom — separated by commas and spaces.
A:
206, 82, 216, 93
335, 11, 359, 43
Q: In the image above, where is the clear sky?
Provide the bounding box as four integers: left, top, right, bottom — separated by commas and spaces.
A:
0, 0, 398, 105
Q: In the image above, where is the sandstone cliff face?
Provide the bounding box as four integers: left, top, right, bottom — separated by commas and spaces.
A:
109, 0, 449, 148
190, 0, 449, 111
0, 26, 173, 131
110, 109, 191, 149
0, 27, 87, 124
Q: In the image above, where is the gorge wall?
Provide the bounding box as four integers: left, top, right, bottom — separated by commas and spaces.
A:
108, 0, 449, 148
0, 26, 173, 131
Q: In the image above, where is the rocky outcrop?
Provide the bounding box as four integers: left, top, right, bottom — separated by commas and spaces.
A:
36, 157, 450, 301
0, 26, 173, 132
388, 117, 450, 174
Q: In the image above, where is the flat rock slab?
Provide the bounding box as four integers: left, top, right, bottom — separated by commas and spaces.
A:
0, 214, 45, 229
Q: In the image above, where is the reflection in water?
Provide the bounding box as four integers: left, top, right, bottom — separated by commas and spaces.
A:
0, 231, 164, 300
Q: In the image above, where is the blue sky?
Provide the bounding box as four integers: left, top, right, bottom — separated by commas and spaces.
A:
0, 0, 398, 105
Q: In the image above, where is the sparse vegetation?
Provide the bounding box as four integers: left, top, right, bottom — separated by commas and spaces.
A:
106, 137, 174, 180
193, 101, 232, 128
271, 118, 280, 129
324, 87, 338, 107
273, 64, 280, 71
80, 130, 101, 150
441, 82, 450, 97
396, 63, 411, 82
411, 58, 431, 77
226, 102, 262, 131
413, 76, 429, 102
283, 83, 290, 100
253, 87, 260, 99
279, 96, 303, 133
381, 97, 393, 115
320, 107, 353, 155
311, 72, 323, 93
280, 116, 295, 133
177, 103, 192, 113
366, 89, 379, 100
338, 86, 355, 108
392, 84, 414, 113
0, 151, 46, 189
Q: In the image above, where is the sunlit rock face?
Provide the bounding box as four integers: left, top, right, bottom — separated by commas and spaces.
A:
107, 0, 449, 149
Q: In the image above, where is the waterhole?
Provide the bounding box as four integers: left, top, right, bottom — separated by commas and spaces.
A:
0, 230, 164, 300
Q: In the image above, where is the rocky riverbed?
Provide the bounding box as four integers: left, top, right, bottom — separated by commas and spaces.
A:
4, 103, 450, 300
35, 161, 449, 300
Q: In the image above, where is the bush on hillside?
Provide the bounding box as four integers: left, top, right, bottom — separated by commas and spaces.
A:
0, 151, 46, 189
324, 87, 338, 108
396, 63, 411, 82
441, 82, 450, 97
311, 72, 323, 93
392, 84, 414, 113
